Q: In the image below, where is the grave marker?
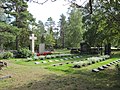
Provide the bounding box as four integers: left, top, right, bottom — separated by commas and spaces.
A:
29, 34, 37, 53
39, 43, 45, 54
92, 69, 99, 72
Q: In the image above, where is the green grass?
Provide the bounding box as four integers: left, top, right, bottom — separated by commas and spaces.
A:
0, 53, 120, 90
9, 55, 120, 74
43, 57, 120, 74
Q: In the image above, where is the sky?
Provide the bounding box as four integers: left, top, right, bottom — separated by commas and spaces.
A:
27, 0, 88, 24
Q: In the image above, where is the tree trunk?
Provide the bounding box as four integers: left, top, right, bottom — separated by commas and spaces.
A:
16, 36, 19, 50
104, 43, 111, 55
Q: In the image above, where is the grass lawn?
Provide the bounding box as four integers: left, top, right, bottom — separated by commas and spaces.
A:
0, 54, 120, 90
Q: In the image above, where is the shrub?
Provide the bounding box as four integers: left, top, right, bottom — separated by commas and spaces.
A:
17, 48, 32, 58
3, 52, 13, 59
0, 53, 3, 59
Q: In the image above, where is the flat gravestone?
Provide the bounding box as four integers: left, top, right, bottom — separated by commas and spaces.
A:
35, 62, 40, 64
110, 62, 114, 65
107, 64, 111, 66
73, 64, 81, 68
59, 63, 63, 65
48, 60, 53, 62
116, 60, 119, 62
0, 75, 12, 80
113, 61, 117, 64
76, 56, 80, 58
98, 66, 104, 70
64, 58, 68, 60
55, 60, 59, 62
27, 58, 33, 61
102, 65, 108, 68
92, 69, 99, 72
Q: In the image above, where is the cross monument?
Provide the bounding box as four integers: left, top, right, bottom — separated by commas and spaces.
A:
29, 34, 37, 53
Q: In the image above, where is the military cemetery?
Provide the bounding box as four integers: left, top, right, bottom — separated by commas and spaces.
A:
0, 0, 120, 90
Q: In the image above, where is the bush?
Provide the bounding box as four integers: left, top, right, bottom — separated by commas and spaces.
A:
0, 53, 3, 59
3, 52, 13, 59
16, 48, 32, 58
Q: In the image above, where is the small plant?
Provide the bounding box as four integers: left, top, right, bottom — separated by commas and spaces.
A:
3, 52, 13, 59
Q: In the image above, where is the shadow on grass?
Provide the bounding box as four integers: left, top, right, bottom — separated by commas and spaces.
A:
6, 68, 120, 90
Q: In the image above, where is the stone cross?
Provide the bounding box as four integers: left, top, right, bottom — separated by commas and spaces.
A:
29, 34, 37, 53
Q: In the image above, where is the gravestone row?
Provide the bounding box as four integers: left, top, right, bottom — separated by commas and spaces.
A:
52, 55, 110, 67
26, 54, 77, 62
34, 56, 81, 64
52, 61, 75, 67
92, 59, 120, 72
72, 55, 110, 68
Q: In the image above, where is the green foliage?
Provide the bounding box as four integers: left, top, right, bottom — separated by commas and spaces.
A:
17, 48, 32, 58
83, 0, 120, 46
45, 17, 55, 48
0, 22, 19, 49
32, 20, 46, 48
45, 34, 55, 47
3, 0, 34, 50
65, 7, 84, 47
2, 51, 13, 59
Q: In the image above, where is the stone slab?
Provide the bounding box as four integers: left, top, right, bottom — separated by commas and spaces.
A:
92, 69, 100, 72
35, 62, 40, 64
98, 66, 104, 70
102, 65, 108, 68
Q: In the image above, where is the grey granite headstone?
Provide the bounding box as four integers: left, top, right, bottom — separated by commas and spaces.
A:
107, 64, 111, 66
35, 62, 40, 64
110, 62, 114, 65
64, 58, 68, 60
98, 66, 104, 70
0, 75, 12, 80
102, 65, 108, 68
92, 69, 99, 72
